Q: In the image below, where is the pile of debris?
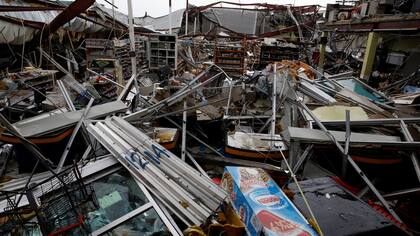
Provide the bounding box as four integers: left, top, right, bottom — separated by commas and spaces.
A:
0, 0, 419, 235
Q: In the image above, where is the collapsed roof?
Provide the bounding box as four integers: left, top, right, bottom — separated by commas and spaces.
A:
135, 8, 185, 32
183, 3, 319, 37
0, 0, 128, 45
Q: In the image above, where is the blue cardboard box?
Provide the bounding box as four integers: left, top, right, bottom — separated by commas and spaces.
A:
221, 166, 318, 236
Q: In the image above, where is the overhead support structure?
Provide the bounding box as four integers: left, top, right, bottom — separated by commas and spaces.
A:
322, 16, 420, 32
40, 0, 95, 41
360, 31, 380, 80
0, 6, 63, 12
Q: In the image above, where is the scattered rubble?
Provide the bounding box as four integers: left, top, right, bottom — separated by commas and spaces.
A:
0, 0, 419, 235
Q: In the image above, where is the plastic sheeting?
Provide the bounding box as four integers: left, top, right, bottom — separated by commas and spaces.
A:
0, 0, 115, 45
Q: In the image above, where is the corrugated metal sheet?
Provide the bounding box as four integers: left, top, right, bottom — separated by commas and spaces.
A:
200, 7, 291, 36
135, 8, 185, 31
95, 3, 129, 26
202, 8, 259, 35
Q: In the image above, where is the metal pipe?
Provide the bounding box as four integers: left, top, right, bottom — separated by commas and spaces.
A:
342, 110, 350, 177
181, 100, 187, 161
87, 68, 124, 88
318, 117, 420, 127
287, 5, 303, 42
225, 79, 233, 116
185, 151, 210, 179
57, 80, 76, 111
185, 0, 188, 35
56, 98, 94, 172
127, 0, 136, 74
117, 73, 137, 101
383, 187, 420, 198
271, 63, 277, 142
169, 0, 172, 34
193, 16, 197, 35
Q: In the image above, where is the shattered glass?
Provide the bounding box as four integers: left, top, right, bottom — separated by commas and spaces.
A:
102, 208, 171, 236
86, 169, 149, 231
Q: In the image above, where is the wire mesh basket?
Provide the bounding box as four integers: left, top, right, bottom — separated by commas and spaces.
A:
26, 164, 98, 236
0, 190, 26, 234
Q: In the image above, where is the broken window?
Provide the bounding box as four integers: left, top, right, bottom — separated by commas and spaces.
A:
101, 208, 171, 236
87, 169, 149, 231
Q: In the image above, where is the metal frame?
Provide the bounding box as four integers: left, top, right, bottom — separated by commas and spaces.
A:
316, 117, 420, 127
56, 98, 94, 172
92, 203, 154, 236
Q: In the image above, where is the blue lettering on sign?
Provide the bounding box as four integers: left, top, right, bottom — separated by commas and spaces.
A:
142, 144, 170, 165
143, 150, 160, 164
134, 153, 149, 169
152, 144, 170, 159
124, 150, 149, 169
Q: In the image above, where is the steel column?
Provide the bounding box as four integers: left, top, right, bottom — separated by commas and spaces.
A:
360, 32, 379, 80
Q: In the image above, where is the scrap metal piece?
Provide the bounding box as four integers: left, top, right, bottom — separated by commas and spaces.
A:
13, 101, 127, 137
342, 110, 351, 177
56, 98, 94, 172
282, 127, 414, 147
293, 100, 404, 224
292, 144, 314, 173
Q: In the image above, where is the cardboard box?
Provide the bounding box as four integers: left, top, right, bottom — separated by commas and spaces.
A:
222, 166, 318, 236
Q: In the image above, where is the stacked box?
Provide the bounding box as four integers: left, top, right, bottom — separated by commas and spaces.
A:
222, 166, 318, 236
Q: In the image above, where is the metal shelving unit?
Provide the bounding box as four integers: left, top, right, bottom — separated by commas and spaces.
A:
85, 37, 146, 79
148, 34, 177, 71
214, 39, 246, 77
